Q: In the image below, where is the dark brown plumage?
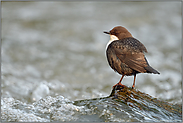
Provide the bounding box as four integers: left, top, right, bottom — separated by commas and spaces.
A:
104, 26, 160, 89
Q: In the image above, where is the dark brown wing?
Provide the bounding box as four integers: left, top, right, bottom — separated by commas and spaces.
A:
114, 48, 148, 73
109, 37, 149, 73
107, 37, 160, 74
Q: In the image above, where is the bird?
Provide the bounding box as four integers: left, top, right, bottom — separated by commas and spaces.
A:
103, 26, 160, 89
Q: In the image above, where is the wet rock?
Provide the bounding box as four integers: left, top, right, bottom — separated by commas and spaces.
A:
74, 85, 182, 122
111, 85, 182, 121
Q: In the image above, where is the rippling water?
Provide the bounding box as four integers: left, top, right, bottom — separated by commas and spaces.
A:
1, 1, 182, 122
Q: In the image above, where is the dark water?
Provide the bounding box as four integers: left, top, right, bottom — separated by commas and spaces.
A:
1, 1, 182, 122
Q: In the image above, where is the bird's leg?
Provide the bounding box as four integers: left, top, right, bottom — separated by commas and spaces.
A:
113, 75, 125, 88
132, 73, 136, 89
118, 74, 125, 84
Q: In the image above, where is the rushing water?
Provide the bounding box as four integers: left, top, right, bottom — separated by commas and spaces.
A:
1, 1, 182, 122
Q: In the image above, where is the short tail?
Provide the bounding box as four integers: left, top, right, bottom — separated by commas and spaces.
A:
145, 66, 160, 74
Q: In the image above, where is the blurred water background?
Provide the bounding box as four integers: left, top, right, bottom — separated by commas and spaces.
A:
1, 1, 182, 122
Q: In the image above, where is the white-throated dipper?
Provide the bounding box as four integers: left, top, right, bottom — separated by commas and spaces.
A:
104, 26, 160, 89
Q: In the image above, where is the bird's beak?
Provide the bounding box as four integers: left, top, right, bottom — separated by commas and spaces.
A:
103, 31, 110, 35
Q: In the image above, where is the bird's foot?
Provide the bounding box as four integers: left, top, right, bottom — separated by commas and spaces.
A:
113, 82, 126, 88
132, 85, 135, 89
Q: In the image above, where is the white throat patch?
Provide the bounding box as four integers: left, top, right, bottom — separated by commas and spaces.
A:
109, 35, 119, 42
106, 35, 119, 49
